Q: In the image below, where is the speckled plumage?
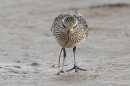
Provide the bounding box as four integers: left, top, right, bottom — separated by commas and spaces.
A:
51, 12, 88, 48
51, 12, 88, 73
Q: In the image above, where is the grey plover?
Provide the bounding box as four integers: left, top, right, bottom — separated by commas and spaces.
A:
51, 11, 88, 73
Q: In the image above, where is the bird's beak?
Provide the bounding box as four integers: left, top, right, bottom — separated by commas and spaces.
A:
67, 30, 71, 41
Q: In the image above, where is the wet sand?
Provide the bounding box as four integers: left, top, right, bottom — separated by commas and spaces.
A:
0, 0, 130, 86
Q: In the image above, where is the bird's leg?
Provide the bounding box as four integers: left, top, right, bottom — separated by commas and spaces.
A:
60, 48, 66, 73
66, 46, 86, 72
59, 30, 70, 73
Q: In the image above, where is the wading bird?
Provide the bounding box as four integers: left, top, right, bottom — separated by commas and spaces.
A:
51, 12, 88, 73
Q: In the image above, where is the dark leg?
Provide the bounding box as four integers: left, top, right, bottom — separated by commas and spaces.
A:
60, 48, 66, 73
66, 46, 86, 72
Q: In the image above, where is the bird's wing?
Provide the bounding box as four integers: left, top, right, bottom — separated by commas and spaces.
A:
73, 12, 88, 38
74, 11, 82, 16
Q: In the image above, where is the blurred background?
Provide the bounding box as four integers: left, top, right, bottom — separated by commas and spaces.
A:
0, 0, 130, 86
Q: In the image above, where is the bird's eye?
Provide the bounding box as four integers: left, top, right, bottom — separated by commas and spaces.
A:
63, 24, 66, 28
74, 24, 77, 29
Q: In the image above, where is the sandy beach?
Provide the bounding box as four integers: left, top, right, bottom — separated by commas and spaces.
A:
0, 0, 130, 86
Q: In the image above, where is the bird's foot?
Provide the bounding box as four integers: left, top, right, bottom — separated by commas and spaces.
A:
66, 65, 86, 72
60, 69, 65, 73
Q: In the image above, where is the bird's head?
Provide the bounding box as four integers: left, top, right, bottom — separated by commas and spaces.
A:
62, 15, 78, 32
62, 15, 78, 40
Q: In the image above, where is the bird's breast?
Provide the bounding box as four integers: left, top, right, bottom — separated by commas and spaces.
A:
56, 35, 86, 48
